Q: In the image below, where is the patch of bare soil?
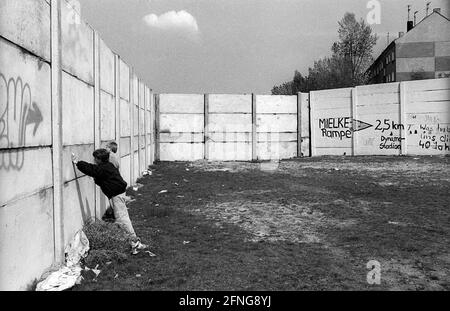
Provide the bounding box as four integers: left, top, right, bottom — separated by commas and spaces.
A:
74, 156, 450, 291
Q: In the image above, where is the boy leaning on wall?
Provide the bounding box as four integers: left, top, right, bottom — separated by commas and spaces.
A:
105, 141, 120, 171
104, 141, 120, 221
71, 149, 148, 255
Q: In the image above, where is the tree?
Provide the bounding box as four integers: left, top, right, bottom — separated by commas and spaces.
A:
271, 81, 294, 95
331, 12, 378, 85
271, 12, 378, 94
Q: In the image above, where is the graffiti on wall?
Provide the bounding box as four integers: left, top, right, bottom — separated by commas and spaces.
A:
319, 117, 407, 150
0, 73, 43, 171
408, 114, 450, 151
319, 113, 449, 152
374, 119, 405, 150
318, 117, 373, 140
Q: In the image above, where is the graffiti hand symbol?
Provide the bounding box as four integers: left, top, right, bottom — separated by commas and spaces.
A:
0, 74, 42, 171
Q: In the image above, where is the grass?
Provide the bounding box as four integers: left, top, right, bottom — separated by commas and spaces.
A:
82, 221, 131, 268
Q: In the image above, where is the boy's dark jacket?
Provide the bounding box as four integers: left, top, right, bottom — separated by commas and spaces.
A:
76, 161, 127, 199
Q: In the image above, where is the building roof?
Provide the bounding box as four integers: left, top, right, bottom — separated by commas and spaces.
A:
367, 10, 450, 73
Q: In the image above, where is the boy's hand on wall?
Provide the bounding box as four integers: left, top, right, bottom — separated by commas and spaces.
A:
71, 153, 79, 165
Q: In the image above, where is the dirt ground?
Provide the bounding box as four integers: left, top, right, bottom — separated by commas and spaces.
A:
74, 156, 450, 291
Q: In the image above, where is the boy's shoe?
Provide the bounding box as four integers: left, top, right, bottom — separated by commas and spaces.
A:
102, 207, 115, 223
131, 239, 149, 255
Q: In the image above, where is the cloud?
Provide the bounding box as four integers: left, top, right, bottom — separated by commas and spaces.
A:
143, 10, 199, 34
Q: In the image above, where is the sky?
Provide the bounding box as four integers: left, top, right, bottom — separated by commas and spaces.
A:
76, 0, 450, 94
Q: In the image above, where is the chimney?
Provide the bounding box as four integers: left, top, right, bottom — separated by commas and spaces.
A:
399, 31, 405, 38
433, 8, 441, 14
407, 21, 414, 31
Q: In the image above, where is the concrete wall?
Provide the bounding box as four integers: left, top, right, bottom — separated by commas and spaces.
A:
157, 93, 310, 161
0, 0, 155, 290
310, 78, 450, 156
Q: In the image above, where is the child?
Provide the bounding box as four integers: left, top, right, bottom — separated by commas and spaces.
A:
105, 141, 120, 170
104, 141, 120, 221
72, 149, 148, 255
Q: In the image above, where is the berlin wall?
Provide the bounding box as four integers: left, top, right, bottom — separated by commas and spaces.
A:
156, 93, 311, 162
0, 0, 155, 290
1, 0, 449, 292
310, 78, 450, 156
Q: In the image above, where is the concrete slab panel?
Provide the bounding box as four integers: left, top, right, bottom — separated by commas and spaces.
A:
101, 91, 115, 141
62, 72, 94, 145
209, 132, 251, 143
257, 114, 297, 132
357, 92, 400, 107
132, 75, 138, 107
61, 0, 94, 84
314, 148, 352, 156
0, 188, 54, 291
257, 132, 297, 142
139, 108, 145, 135
257, 142, 297, 160
0, 147, 52, 206
98, 192, 109, 220
147, 145, 153, 165
120, 137, 131, 156
209, 94, 252, 113
62, 176, 95, 247
160, 114, 204, 133
0, 0, 51, 61
120, 155, 131, 186
358, 103, 400, 116
99, 38, 115, 95
409, 89, 450, 103
256, 95, 297, 114
209, 114, 252, 132
208, 142, 252, 161
356, 114, 401, 156
160, 143, 204, 161
139, 135, 145, 149
311, 88, 352, 99
133, 105, 139, 136
406, 122, 450, 155
146, 110, 152, 134
62, 144, 94, 183
133, 150, 139, 180
119, 60, 130, 100
120, 99, 130, 136
404, 78, 450, 92
140, 147, 146, 173
314, 97, 352, 110
405, 100, 450, 114
356, 83, 400, 95
160, 132, 204, 143
159, 94, 204, 113
134, 135, 139, 151
406, 112, 450, 124
0, 39, 52, 148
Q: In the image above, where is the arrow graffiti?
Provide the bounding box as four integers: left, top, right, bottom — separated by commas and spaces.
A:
26, 102, 43, 136
351, 119, 373, 132
0, 73, 43, 171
